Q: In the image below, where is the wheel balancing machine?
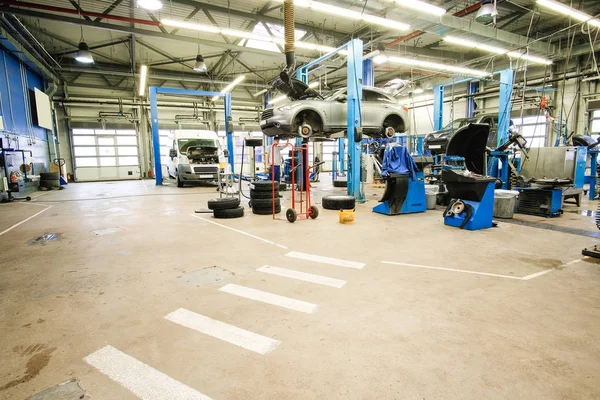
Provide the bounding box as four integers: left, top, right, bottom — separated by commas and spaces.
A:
373, 144, 427, 215
442, 123, 498, 231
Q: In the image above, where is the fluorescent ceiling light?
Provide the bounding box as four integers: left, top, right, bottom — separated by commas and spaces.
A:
308, 81, 319, 88
386, 55, 491, 77
373, 54, 388, 65
139, 65, 148, 97
536, 0, 600, 28
394, 0, 446, 16
75, 42, 94, 64
253, 88, 268, 97
444, 36, 553, 65
268, 95, 288, 105
137, 0, 163, 11
277, 0, 410, 31
212, 75, 245, 101
161, 19, 339, 54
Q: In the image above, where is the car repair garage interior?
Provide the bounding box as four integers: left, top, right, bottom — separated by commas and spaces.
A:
1, 0, 600, 398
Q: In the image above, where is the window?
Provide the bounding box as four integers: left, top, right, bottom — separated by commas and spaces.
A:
513, 115, 548, 148
73, 128, 139, 168
591, 110, 600, 134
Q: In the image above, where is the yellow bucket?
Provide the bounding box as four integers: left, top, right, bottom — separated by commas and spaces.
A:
339, 209, 355, 224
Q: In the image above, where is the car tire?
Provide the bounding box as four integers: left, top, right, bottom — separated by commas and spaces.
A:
213, 206, 244, 219
207, 197, 240, 210
177, 176, 184, 188
250, 180, 277, 192
252, 205, 281, 215
322, 195, 355, 210
250, 198, 281, 208
279, 183, 287, 191
333, 179, 347, 188
250, 189, 279, 199
40, 172, 60, 180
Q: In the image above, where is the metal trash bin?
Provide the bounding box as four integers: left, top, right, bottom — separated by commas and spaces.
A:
494, 189, 519, 218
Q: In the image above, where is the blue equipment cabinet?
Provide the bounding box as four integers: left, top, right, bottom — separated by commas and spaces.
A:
373, 144, 426, 215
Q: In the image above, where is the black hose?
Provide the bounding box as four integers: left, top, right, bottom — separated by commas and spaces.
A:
238, 140, 251, 199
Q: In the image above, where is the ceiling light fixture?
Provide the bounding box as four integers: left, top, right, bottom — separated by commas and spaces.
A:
444, 36, 553, 65
394, 0, 446, 16
288, 0, 410, 31
139, 65, 148, 97
193, 55, 207, 73
253, 89, 269, 97
137, 0, 163, 11
75, 41, 94, 64
386, 55, 491, 77
536, 0, 600, 28
308, 81, 319, 89
475, 0, 498, 24
212, 75, 246, 101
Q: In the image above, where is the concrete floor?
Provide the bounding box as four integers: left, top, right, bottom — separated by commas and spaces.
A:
0, 178, 599, 399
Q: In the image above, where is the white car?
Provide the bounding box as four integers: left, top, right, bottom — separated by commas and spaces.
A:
166, 130, 223, 187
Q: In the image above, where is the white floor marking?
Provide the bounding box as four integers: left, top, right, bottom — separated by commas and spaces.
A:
0, 206, 52, 237
164, 308, 280, 354
285, 251, 365, 269
563, 258, 583, 266
219, 283, 318, 313
521, 269, 553, 280
18, 201, 52, 207
381, 261, 524, 280
258, 265, 346, 288
84, 345, 212, 400
191, 214, 287, 249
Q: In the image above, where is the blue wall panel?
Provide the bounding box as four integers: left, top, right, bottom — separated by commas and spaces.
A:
0, 45, 47, 141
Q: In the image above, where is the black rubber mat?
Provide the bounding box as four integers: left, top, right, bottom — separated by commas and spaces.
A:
499, 218, 600, 239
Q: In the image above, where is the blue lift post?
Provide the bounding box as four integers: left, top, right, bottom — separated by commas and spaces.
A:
296, 38, 364, 201
149, 87, 234, 186
433, 85, 444, 131
467, 81, 479, 118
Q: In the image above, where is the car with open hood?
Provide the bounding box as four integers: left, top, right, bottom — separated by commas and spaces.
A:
424, 114, 500, 156
260, 78, 409, 140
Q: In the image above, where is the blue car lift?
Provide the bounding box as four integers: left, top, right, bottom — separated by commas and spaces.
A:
296, 38, 364, 202
149, 87, 234, 186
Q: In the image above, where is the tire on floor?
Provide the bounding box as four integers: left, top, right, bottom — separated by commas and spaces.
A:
249, 180, 278, 192
213, 206, 245, 219
207, 197, 240, 210
322, 195, 356, 210
252, 205, 281, 215
250, 198, 281, 208
250, 189, 279, 199
333, 179, 347, 188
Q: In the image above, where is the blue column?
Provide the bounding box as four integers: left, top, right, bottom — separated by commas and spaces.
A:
433, 85, 444, 130
467, 81, 479, 118
346, 38, 363, 201
497, 69, 514, 147
224, 93, 235, 171
362, 59, 374, 87
149, 86, 162, 186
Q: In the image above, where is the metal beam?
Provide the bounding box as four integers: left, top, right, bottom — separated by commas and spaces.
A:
137, 39, 194, 70
52, 37, 130, 57
147, 12, 168, 34
2, 7, 308, 60
68, 0, 91, 21
202, 9, 231, 44
149, 52, 223, 67
95, 0, 124, 23
169, 7, 201, 35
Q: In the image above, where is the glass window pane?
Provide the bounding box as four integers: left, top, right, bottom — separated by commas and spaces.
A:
118, 156, 138, 166
592, 119, 600, 133
73, 129, 95, 135
75, 157, 98, 167
118, 147, 138, 156
97, 137, 114, 146
99, 157, 117, 166
116, 130, 136, 135
95, 129, 116, 135
593, 110, 600, 118
73, 136, 95, 145
117, 136, 137, 145
74, 147, 96, 156
98, 147, 116, 156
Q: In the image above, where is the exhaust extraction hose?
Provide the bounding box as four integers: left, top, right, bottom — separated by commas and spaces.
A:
283, 0, 295, 71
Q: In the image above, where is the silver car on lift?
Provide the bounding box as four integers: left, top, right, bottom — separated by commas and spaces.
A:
260, 80, 409, 140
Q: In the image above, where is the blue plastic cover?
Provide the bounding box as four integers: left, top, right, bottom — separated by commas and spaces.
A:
381, 144, 419, 180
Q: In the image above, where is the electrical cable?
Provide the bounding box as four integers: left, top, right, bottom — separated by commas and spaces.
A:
238, 139, 251, 199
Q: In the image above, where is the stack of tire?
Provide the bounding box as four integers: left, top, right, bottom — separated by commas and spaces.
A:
39, 172, 60, 190
249, 180, 281, 215
207, 197, 244, 219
